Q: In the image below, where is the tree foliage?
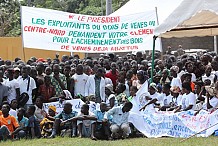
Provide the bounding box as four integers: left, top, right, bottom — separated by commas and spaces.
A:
0, 0, 129, 37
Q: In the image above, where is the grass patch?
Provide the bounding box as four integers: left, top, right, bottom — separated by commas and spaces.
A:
1, 136, 217, 146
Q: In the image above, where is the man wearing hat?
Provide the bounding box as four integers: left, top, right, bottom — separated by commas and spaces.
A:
3, 68, 20, 104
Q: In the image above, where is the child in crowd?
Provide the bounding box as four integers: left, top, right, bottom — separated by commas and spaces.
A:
27, 105, 41, 138
40, 105, 56, 138
17, 108, 29, 139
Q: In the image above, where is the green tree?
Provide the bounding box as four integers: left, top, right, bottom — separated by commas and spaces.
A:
0, 0, 130, 36
0, 0, 21, 36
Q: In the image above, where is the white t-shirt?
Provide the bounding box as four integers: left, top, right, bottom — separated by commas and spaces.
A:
17, 76, 36, 105
105, 77, 113, 86
9, 109, 17, 117
171, 95, 182, 107
171, 77, 182, 90
77, 112, 95, 127
202, 97, 218, 110
145, 92, 160, 111
157, 93, 173, 106
106, 94, 118, 107
191, 73, 196, 82
180, 92, 196, 110
3, 79, 19, 103
72, 73, 89, 96
202, 74, 215, 84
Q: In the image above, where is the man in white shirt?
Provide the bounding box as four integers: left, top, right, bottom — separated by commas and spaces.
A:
3, 68, 20, 103
72, 64, 88, 97
104, 102, 133, 139
17, 66, 37, 108
85, 68, 106, 103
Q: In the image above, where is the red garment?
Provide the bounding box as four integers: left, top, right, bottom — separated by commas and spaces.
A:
105, 70, 118, 89
38, 84, 55, 102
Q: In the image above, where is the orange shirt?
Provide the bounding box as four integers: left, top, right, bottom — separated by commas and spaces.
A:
0, 115, 19, 133
190, 82, 195, 92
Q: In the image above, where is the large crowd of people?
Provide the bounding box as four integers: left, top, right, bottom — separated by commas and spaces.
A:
0, 47, 218, 141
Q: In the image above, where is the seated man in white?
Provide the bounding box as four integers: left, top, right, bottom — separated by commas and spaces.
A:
103, 102, 133, 139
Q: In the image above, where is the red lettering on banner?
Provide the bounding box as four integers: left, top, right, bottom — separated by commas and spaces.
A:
69, 15, 75, 19
130, 29, 154, 35
24, 26, 47, 33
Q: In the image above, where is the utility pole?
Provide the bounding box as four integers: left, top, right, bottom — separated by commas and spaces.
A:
27, 0, 31, 6
106, 0, 112, 15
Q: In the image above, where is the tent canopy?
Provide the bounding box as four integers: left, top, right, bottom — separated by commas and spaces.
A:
155, 0, 218, 38
111, 0, 184, 52
111, 0, 183, 24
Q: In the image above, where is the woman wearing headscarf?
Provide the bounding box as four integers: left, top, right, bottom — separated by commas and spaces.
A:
170, 66, 182, 90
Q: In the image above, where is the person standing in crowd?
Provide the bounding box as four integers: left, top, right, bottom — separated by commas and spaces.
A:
50, 64, 67, 97
0, 70, 8, 107
17, 66, 37, 108
38, 76, 56, 103
72, 64, 89, 97
105, 62, 118, 90
3, 68, 20, 104
63, 65, 74, 97
104, 102, 133, 139
85, 68, 105, 103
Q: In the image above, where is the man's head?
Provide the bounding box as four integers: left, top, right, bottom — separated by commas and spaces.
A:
64, 65, 71, 77
44, 75, 51, 86
130, 86, 138, 97
76, 64, 84, 75
95, 68, 104, 78
10, 99, 18, 110
21, 66, 29, 78
63, 102, 72, 114
53, 64, 60, 75
45, 67, 52, 76
27, 105, 36, 117
115, 83, 126, 94
1, 104, 10, 115
100, 103, 107, 112
81, 104, 89, 115
17, 108, 26, 118
110, 62, 117, 72
162, 83, 171, 95
122, 102, 133, 113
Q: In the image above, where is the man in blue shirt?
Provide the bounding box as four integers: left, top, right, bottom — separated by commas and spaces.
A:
17, 108, 29, 139
104, 102, 133, 139
93, 103, 111, 140
49, 102, 77, 138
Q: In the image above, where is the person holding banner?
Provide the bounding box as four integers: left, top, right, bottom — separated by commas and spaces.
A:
175, 82, 196, 112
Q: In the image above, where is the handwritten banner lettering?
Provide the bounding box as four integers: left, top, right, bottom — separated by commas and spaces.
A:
21, 6, 157, 53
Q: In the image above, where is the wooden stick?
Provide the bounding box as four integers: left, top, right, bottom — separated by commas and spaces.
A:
180, 122, 218, 142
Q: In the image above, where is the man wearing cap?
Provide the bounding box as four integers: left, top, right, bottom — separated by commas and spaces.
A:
3, 68, 20, 104
13, 67, 21, 80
